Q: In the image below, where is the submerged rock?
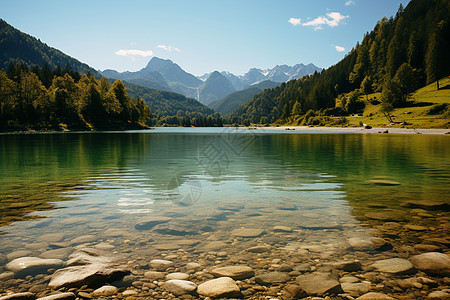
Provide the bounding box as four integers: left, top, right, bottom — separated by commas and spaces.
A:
296, 272, 342, 295
231, 228, 264, 237
364, 211, 407, 222
341, 282, 370, 297
0, 292, 35, 300
91, 285, 118, 297
210, 265, 254, 280
36, 292, 76, 300
348, 237, 389, 251
400, 200, 449, 211
372, 258, 415, 274
6, 257, 64, 277
197, 277, 241, 298
149, 259, 173, 271
356, 292, 397, 299
246, 245, 271, 253
134, 216, 172, 230
365, 180, 401, 186
163, 279, 197, 296
410, 252, 450, 276
255, 272, 291, 285
166, 272, 190, 280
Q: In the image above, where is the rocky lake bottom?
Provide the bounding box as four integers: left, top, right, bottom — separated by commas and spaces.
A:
0, 193, 449, 300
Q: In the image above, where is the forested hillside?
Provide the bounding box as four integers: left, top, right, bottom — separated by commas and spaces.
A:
228, 0, 450, 126
0, 65, 151, 131
0, 19, 99, 76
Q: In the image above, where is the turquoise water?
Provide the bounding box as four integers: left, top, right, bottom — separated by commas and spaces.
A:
0, 128, 449, 261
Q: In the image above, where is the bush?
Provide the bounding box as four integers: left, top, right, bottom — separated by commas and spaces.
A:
426, 103, 448, 115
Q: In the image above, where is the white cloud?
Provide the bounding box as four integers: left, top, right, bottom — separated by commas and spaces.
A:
302, 12, 349, 30
335, 45, 346, 52
288, 17, 301, 26
115, 49, 154, 57
157, 45, 181, 52
345, 0, 355, 6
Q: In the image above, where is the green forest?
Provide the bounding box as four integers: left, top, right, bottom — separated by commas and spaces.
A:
0, 65, 152, 130
227, 0, 450, 126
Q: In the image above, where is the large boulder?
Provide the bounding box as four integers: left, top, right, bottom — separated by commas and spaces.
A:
6, 257, 64, 277
410, 252, 450, 276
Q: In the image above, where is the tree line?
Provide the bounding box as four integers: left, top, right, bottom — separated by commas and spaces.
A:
0, 64, 151, 130
227, 0, 450, 125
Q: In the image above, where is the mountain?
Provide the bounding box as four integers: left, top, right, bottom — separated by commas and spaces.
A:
198, 71, 235, 105
229, 0, 450, 125
201, 63, 323, 89
144, 57, 202, 88
0, 19, 99, 76
210, 80, 280, 115
0, 19, 220, 127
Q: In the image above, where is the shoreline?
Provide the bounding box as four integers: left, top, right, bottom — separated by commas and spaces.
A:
249, 126, 450, 135
1, 126, 449, 135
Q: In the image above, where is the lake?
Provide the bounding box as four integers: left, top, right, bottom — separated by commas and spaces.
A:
0, 127, 449, 298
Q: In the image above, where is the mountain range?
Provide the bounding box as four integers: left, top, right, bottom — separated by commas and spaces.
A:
100, 58, 322, 107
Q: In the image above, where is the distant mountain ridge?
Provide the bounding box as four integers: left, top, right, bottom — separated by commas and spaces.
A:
101, 58, 322, 105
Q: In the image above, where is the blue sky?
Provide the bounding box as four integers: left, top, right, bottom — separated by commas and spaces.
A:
2, 0, 409, 76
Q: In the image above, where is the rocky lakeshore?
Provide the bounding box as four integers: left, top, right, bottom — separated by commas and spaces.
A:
0, 199, 449, 300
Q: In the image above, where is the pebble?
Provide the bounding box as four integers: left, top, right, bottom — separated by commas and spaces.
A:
91, 285, 118, 297
149, 259, 174, 271
0, 292, 35, 300
144, 271, 165, 280
246, 245, 271, 253
341, 282, 370, 297
356, 292, 397, 299
273, 226, 293, 232
36, 292, 76, 300
348, 237, 389, 250
296, 272, 342, 295
371, 258, 415, 274
231, 228, 264, 237
197, 277, 241, 298
210, 265, 254, 280
166, 272, 190, 280
163, 279, 197, 296
255, 271, 291, 285
185, 262, 202, 271
121, 290, 138, 296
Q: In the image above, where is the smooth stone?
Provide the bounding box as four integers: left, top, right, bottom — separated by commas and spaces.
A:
144, 271, 165, 280
405, 224, 427, 231
372, 258, 415, 274
246, 245, 271, 253
149, 259, 173, 271
339, 275, 360, 283
273, 225, 293, 232
400, 200, 449, 210
410, 252, 450, 276
163, 279, 197, 296
71, 235, 97, 245
25, 242, 48, 250
210, 266, 254, 280
365, 211, 406, 222
40, 248, 74, 260
413, 244, 441, 252
0, 292, 35, 300
134, 216, 172, 230
94, 243, 115, 251
341, 282, 370, 297
231, 228, 264, 237
121, 290, 138, 296
185, 262, 202, 271
6, 250, 33, 261
166, 272, 190, 280
66, 249, 112, 266
6, 257, 64, 277
427, 290, 450, 299
204, 241, 228, 251
48, 263, 129, 289
91, 285, 118, 297
356, 292, 396, 299
296, 272, 342, 295
197, 277, 241, 298
365, 180, 401, 186
36, 292, 76, 300
284, 284, 308, 298
155, 243, 179, 251
348, 237, 388, 250
255, 271, 291, 285
330, 260, 362, 272
39, 233, 66, 243
0, 271, 15, 280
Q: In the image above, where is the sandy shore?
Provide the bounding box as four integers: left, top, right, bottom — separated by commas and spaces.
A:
250, 126, 450, 135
